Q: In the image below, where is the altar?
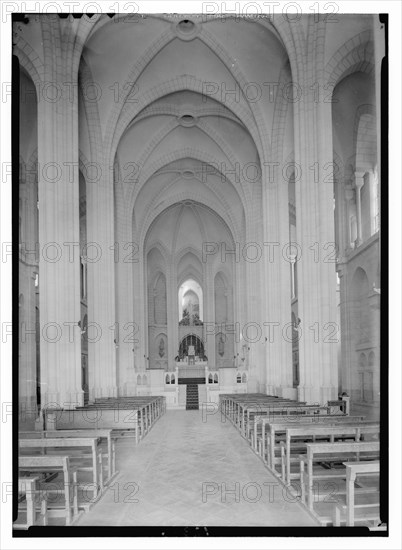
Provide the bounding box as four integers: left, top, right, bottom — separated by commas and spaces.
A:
175, 359, 208, 368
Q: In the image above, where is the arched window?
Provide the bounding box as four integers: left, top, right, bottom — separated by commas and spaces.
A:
242, 373, 247, 383
137, 374, 142, 385
171, 374, 175, 384
213, 373, 218, 384
208, 373, 213, 384
178, 279, 203, 324
236, 373, 241, 383
165, 374, 170, 385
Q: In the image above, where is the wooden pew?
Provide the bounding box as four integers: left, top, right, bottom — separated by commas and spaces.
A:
300, 441, 380, 511
256, 417, 367, 470
14, 476, 48, 529
240, 401, 308, 437
244, 403, 338, 440
89, 400, 151, 435
18, 456, 79, 525
250, 412, 364, 451
334, 461, 380, 526
281, 423, 379, 485
226, 397, 297, 431
219, 394, 284, 425
89, 395, 166, 428
231, 398, 293, 429
48, 408, 141, 443
68, 395, 166, 440
19, 437, 103, 500
20, 429, 117, 485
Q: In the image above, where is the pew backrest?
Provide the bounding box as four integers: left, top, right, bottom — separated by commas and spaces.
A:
284, 424, 380, 483
49, 409, 139, 430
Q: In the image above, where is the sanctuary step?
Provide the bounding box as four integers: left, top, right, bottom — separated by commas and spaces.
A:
186, 385, 199, 410
178, 377, 205, 385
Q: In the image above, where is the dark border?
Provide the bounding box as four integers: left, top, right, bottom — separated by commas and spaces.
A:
12, 48, 20, 526
378, 11, 389, 530
11, 12, 389, 539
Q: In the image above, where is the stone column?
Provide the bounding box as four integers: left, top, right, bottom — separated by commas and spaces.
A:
293, 84, 338, 405
132, 248, 146, 373
19, 165, 39, 418
38, 18, 83, 409
205, 263, 215, 366
354, 171, 365, 247
344, 185, 355, 251
114, 200, 135, 395
85, 167, 117, 398
263, 172, 294, 398
366, 171, 376, 235
336, 264, 351, 396
167, 262, 176, 371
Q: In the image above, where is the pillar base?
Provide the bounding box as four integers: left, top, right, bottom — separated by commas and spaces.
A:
41, 390, 85, 410
297, 385, 337, 405
265, 385, 297, 400
91, 386, 118, 399
18, 396, 39, 429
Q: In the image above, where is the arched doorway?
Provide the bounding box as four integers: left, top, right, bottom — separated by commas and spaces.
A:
178, 334, 205, 360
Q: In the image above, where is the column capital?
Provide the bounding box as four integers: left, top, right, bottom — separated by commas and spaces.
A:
354, 171, 366, 188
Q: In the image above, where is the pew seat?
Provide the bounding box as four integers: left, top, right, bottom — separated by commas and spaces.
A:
20, 429, 117, 485
299, 441, 380, 521
19, 437, 103, 502
18, 456, 80, 525
280, 423, 379, 484
333, 461, 380, 527
13, 476, 48, 529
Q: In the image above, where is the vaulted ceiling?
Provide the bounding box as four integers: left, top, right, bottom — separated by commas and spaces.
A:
80, 15, 291, 248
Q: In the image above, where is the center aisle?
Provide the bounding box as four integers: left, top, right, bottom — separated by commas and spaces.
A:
77, 409, 316, 527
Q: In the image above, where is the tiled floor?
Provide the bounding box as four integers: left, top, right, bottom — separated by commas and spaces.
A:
76, 409, 316, 527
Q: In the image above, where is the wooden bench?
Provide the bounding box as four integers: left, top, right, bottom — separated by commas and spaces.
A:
219, 394, 287, 425
251, 413, 365, 452
87, 396, 166, 433
14, 476, 48, 529
18, 456, 79, 525
281, 423, 379, 485
20, 429, 117, 485
88, 401, 151, 436
255, 416, 367, 469
48, 408, 141, 443
230, 398, 294, 429
229, 399, 298, 432
334, 461, 380, 526
300, 441, 380, 511
241, 401, 310, 438
66, 395, 167, 440
244, 403, 339, 441
19, 437, 103, 501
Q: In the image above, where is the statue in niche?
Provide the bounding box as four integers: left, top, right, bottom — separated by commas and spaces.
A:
218, 334, 225, 357
158, 338, 165, 358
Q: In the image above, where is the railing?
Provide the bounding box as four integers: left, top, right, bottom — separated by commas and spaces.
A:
178, 366, 205, 379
